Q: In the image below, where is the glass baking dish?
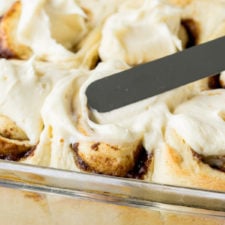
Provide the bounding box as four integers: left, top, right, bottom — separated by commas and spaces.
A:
0, 159, 224, 225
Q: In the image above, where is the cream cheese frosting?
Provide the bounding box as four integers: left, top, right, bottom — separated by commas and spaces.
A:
166, 89, 225, 156
16, 0, 87, 62
1, 0, 225, 184
0, 58, 74, 144
35, 56, 210, 171
182, 0, 225, 43
99, 0, 183, 65
39, 61, 136, 170
76, 0, 127, 26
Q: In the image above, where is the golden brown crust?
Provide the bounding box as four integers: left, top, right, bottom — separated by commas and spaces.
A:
0, 115, 28, 141
152, 129, 225, 191
0, 1, 31, 59
73, 113, 144, 176
72, 141, 142, 176
167, 146, 225, 190
0, 136, 33, 157
0, 115, 34, 161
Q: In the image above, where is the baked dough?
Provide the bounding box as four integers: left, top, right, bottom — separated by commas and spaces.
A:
0, 1, 225, 224
0, 0, 88, 63
0, 0, 225, 191
152, 90, 225, 191
0, 1, 32, 59
182, 0, 225, 44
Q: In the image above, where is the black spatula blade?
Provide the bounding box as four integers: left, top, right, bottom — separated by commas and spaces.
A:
86, 36, 225, 112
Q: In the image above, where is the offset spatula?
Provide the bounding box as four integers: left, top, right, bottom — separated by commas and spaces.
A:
86, 36, 225, 113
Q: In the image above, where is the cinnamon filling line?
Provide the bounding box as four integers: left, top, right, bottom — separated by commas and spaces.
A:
193, 150, 225, 172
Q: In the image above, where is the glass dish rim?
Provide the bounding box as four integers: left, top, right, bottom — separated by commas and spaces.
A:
0, 159, 224, 218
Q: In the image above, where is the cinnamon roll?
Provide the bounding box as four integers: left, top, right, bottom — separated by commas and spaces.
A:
1, 1, 225, 224
39, 60, 143, 175
0, 1, 32, 59
0, 0, 89, 64
181, 0, 225, 44
0, 58, 77, 166
98, 0, 185, 66
0, 0, 225, 190
152, 89, 225, 191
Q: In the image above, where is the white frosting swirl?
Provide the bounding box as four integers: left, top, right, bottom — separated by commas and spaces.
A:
0, 59, 212, 171
167, 89, 225, 156
99, 0, 182, 65
41, 60, 137, 146
40, 57, 209, 158
76, 0, 126, 26
183, 0, 225, 43
16, 0, 87, 62
0, 58, 73, 144
1, 0, 224, 175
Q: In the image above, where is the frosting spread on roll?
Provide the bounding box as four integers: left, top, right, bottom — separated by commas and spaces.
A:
0, 0, 87, 62
1, 0, 225, 189
166, 89, 225, 156
151, 89, 225, 190
0, 58, 74, 146
17, 0, 87, 62
182, 0, 225, 43
76, 0, 126, 26
99, 0, 183, 65
37, 57, 211, 174
40, 60, 143, 173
